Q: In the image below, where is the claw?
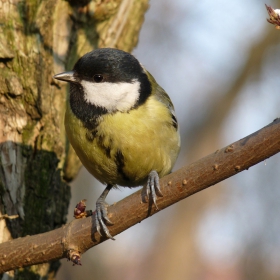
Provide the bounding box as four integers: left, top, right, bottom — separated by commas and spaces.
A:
145, 170, 163, 210
95, 184, 115, 240
146, 178, 150, 197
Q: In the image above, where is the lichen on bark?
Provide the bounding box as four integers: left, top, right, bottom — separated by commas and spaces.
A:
0, 0, 149, 278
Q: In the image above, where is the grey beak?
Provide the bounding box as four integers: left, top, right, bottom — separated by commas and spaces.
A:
53, 71, 76, 83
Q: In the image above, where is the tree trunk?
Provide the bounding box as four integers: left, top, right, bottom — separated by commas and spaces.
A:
0, 0, 148, 278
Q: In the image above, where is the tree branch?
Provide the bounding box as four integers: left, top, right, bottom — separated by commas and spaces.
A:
0, 118, 280, 273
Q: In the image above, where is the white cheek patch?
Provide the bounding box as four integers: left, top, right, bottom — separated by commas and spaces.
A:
81, 79, 140, 112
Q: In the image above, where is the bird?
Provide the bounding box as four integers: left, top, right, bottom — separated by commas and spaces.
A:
53, 48, 180, 240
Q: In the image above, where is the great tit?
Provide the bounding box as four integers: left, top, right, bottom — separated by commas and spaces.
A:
54, 48, 180, 240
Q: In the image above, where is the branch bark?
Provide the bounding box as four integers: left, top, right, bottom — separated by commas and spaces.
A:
0, 118, 279, 273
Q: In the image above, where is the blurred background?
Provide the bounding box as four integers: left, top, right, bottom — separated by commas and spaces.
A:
57, 0, 280, 279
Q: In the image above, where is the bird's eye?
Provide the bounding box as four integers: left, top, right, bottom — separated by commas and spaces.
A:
93, 74, 104, 83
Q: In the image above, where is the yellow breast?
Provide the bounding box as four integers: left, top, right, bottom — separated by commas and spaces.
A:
65, 96, 180, 187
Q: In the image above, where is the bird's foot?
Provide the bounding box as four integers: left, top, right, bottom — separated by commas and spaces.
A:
95, 185, 115, 240
145, 170, 163, 210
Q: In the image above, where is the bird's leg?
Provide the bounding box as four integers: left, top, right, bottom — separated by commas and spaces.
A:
145, 170, 163, 210
95, 184, 115, 240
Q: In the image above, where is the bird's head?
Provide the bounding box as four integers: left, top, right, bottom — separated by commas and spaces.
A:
54, 48, 151, 113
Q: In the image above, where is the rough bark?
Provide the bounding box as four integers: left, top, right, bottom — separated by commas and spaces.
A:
0, 117, 279, 273
0, 0, 149, 279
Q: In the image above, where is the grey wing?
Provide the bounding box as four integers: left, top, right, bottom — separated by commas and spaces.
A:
154, 84, 179, 130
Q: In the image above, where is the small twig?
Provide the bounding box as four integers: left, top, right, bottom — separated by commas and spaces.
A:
67, 249, 82, 266
73, 199, 93, 219
265, 4, 280, 29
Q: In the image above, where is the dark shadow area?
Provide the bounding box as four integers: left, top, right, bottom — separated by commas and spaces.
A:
0, 141, 71, 278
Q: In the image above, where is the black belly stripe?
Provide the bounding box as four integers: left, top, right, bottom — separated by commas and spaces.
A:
115, 150, 130, 182
85, 131, 112, 159
96, 135, 111, 158
85, 129, 97, 142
